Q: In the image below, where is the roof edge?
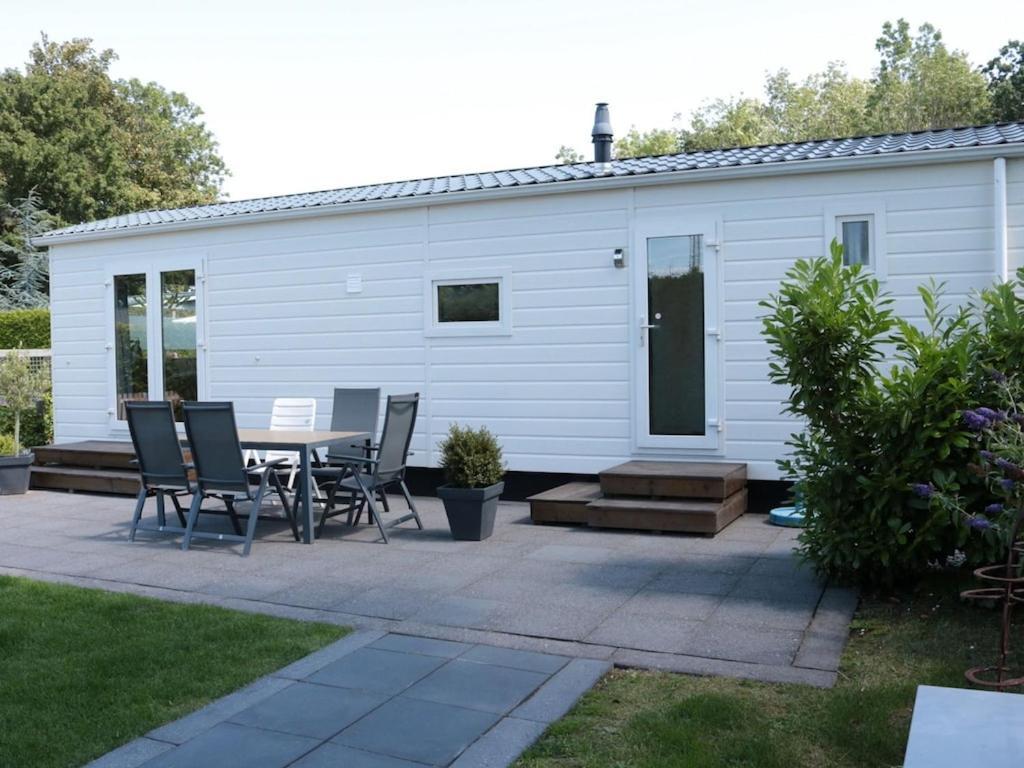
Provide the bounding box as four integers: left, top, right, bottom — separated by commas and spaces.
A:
35, 143, 1024, 247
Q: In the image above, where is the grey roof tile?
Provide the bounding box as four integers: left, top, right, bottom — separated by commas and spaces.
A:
40, 121, 1024, 240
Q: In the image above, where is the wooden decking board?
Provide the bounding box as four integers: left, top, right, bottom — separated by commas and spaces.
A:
599, 460, 747, 500
33, 440, 136, 470
528, 482, 601, 524
30, 465, 140, 495
587, 489, 747, 534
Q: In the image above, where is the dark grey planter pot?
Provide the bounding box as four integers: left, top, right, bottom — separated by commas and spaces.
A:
0, 452, 34, 495
437, 481, 505, 541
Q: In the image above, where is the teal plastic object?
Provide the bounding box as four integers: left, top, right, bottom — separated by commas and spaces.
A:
769, 505, 806, 527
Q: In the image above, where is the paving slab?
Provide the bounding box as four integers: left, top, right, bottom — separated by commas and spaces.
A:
308, 647, 446, 695
143, 722, 319, 768
333, 697, 502, 765
403, 659, 550, 714
228, 681, 388, 739
3, 492, 857, 692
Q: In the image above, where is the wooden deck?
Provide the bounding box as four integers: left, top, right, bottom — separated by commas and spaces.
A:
30, 441, 140, 495
529, 461, 749, 535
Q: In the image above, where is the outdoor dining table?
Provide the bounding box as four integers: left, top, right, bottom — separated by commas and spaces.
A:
235, 429, 369, 544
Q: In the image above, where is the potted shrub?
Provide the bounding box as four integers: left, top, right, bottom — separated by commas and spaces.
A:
436, 424, 505, 541
0, 348, 48, 495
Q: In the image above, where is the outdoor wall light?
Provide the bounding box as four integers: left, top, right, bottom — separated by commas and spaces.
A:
613, 248, 626, 268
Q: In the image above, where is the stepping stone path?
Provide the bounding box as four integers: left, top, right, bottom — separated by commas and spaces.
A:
87, 631, 609, 768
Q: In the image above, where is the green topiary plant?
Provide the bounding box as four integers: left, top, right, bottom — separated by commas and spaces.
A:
0, 348, 49, 453
438, 424, 505, 488
0, 433, 18, 456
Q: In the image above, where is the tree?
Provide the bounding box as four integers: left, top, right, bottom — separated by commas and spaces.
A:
614, 127, 680, 158
554, 145, 584, 164
984, 40, 1024, 122
557, 19, 998, 157
0, 190, 52, 310
868, 20, 991, 133
0, 35, 227, 229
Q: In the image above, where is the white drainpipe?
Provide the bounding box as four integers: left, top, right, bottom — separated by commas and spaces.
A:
994, 157, 1009, 282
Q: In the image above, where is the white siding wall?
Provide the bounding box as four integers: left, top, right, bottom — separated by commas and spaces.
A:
48, 158, 1020, 480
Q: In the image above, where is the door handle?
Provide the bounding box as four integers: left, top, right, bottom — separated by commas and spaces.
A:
639, 320, 659, 347
640, 323, 660, 330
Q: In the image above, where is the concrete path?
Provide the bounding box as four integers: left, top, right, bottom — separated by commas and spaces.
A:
0, 491, 856, 687
86, 630, 608, 768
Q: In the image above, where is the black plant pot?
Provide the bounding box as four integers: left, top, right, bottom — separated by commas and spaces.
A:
437, 481, 505, 541
0, 453, 34, 495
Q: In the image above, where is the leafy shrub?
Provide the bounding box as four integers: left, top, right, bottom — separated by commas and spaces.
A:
0, 308, 50, 348
438, 424, 505, 488
0, 348, 50, 452
0, 433, 17, 456
0, 391, 51, 449
761, 243, 997, 588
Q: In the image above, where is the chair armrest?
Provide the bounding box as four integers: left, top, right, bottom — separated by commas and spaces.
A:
323, 453, 378, 466
247, 457, 289, 472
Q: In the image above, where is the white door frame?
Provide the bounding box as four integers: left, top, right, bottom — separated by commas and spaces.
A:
104, 252, 208, 434
632, 212, 722, 451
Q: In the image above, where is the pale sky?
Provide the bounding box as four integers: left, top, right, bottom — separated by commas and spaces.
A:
4, 0, 1021, 202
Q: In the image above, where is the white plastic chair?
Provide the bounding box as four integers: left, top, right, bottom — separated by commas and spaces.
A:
243, 397, 317, 489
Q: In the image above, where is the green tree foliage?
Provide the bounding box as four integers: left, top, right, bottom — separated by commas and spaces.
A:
558, 19, 1007, 158
983, 40, 1024, 121
0, 35, 227, 229
0, 190, 53, 309
614, 127, 680, 158
867, 20, 991, 133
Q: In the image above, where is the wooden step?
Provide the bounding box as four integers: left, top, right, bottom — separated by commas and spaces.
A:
33, 441, 136, 470
586, 489, 747, 535
527, 482, 602, 524
599, 461, 746, 500
30, 465, 140, 495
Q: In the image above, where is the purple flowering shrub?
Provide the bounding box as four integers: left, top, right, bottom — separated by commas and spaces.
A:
923, 380, 1024, 558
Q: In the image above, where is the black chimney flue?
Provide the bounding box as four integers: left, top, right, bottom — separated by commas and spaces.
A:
591, 103, 613, 166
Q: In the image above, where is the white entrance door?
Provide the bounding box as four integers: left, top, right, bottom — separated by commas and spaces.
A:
106, 256, 207, 430
633, 214, 721, 450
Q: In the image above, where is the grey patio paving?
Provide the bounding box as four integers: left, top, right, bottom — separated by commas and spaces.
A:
0, 490, 856, 687
86, 630, 607, 768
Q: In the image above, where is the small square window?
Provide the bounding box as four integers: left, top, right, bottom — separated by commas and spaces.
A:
437, 282, 499, 323
839, 217, 872, 267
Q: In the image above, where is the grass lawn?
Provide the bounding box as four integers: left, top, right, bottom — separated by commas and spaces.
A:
0, 575, 348, 768
517, 572, 1023, 768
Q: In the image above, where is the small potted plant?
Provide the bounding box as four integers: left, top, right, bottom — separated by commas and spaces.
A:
0, 348, 48, 495
436, 423, 505, 541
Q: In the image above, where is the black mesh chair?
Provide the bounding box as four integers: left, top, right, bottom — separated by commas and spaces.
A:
125, 401, 192, 542
312, 393, 422, 543
326, 387, 381, 460
181, 401, 299, 556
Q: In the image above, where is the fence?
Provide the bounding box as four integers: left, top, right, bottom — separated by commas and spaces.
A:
0, 348, 52, 379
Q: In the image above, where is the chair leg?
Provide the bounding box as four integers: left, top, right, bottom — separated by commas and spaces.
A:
271, 472, 300, 542
128, 488, 148, 542
170, 493, 188, 527
181, 492, 204, 551
316, 478, 342, 539
243, 477, 269, 557
398, 481, 423, 530
379, 491, 391, 513
155, 493, 167, 527
224, 497, 243, 536
355, 476, 388, 543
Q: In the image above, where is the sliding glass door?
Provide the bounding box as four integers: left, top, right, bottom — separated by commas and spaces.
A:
108, 259, 204, 427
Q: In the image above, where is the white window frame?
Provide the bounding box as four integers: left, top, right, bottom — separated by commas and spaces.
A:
104, 253, 208, 434
824, 201, 887, 280
423, 269, 511, 338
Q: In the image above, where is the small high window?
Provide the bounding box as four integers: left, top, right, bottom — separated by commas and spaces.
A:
436, 281, 500, 323
837, 215, 873, 267
425, 271, 511, 337
824, 201, 887, 280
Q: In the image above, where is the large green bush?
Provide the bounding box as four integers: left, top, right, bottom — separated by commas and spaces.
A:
761, 244, 1005, 588
0, 308, 50, 348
